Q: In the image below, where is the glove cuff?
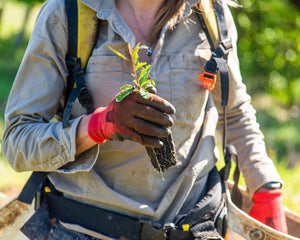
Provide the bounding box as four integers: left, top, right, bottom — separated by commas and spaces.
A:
250, 189, 287, 233
252, 188, 282, 202
87, 107, 108, 144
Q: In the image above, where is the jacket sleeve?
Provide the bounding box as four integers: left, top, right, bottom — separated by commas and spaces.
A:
211, 3, 282, 196
2, 0, 98, 173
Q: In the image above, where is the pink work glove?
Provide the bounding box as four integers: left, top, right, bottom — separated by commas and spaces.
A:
88, 91, 175, 147
249, 189, 288, 233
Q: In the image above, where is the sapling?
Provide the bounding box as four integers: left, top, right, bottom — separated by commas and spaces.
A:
107, 43, 155, 102
107, 43, 177, 172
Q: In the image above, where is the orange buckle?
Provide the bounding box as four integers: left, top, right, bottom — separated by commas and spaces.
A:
199, 71, 217, 91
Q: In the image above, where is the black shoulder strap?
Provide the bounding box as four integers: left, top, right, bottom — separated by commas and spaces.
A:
200, 0, 243, 208
18, 0, 99, 205
18, 171, 48, 204
199, 0, 238, 182
62, 0, 97, 128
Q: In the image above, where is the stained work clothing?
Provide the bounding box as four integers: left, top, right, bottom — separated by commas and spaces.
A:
3, 0, 282, 239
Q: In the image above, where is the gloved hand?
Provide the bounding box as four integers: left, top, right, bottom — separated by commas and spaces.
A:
87, 90, 175, 147
249, 188, 287, 233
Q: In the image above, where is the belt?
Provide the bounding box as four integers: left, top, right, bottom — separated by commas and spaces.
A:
46, 193, 194, 240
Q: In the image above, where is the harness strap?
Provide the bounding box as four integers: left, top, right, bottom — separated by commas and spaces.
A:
46, 192, 193, 240
17, 171, 48, 204
62, 0, 97, 128
63, 56, 93, 128
18, 0, 99, 204
199, 0, 238, 182
178, 167, 227, 240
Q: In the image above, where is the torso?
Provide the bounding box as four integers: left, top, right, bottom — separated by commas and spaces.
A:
63, 0, 215, 219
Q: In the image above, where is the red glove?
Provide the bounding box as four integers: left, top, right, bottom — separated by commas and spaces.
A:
88, 91, 175, 147
249, 188, 287, 233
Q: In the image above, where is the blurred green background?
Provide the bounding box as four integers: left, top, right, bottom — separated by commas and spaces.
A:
0, 0, 299, 213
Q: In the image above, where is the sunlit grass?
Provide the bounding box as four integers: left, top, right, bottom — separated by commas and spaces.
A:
276, 162, 300, 214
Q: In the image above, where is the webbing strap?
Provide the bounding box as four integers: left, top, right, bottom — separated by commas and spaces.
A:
65, 0, 78, 58
62, 0, 95, 128
213, 0, 228, 44
62, 56, 93, 128
199, 0, 237, 181
214, 0, 238, 182
18, 0, 97, 205
17, 171, 48, 204
47, 193, 141, 240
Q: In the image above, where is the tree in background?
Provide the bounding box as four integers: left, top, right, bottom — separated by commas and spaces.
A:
13, 0, 44, 46
232, 0, 300, 164
232, 0, 300, 107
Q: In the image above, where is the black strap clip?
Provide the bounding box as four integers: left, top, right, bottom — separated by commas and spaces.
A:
140, 219, 176, 240
63, 56, 94, 128
213, 38, 232, 59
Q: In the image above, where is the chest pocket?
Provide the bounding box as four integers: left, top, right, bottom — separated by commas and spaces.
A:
167, 52, 211, 121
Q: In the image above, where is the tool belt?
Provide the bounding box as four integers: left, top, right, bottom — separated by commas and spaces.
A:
20, 168, 227, 240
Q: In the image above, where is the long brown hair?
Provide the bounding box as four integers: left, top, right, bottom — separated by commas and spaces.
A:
151, 0, 238, 42
152, 0, 186, 43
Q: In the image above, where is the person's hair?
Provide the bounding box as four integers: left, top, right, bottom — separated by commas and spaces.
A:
152, 0, 238, 42
152, 0, 186, 43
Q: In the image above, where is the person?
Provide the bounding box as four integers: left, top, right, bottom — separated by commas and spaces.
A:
2, 0, 287, 239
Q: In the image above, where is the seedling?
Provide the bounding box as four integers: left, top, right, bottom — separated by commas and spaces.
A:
107, 43, 177, 173
107, 43, 155, 102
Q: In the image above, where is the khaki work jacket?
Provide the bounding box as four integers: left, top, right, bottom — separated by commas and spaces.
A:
3, 0, 282, 238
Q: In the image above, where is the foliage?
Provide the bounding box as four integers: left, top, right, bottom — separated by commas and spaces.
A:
0, 37, 27, 109
107, 43, 155, 102
231, 0, 300, 107
14, 0, 44, 7
230, 0, 300, 164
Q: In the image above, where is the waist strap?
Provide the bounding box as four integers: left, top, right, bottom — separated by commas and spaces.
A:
46, 193, 193, 240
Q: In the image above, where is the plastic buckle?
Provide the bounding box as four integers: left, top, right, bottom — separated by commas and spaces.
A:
199, 71, 217, 91
221, 38, 232, 51
66, 55, 80, 68
214, 38, 233, 58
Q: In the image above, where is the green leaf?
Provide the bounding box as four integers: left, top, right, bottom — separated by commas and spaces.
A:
138, 64, 151, 81
139, 71, 151, 86
116, 88, 134, 102
134, 62, 147, 71
120, 84, 134, 91
151, 80, 156, 86
107, 46, 130, 62
132, 51, 138, 65
139, 88, 150, 99
140, 74, 150, 86
140, 79, 152, 87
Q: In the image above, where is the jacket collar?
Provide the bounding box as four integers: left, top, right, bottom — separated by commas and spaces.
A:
80, 0, 114, 19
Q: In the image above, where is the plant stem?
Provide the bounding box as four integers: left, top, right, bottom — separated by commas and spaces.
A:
127, 43, 140, 88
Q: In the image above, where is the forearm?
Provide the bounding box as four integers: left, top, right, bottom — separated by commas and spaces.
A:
75, 114, 97, 156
